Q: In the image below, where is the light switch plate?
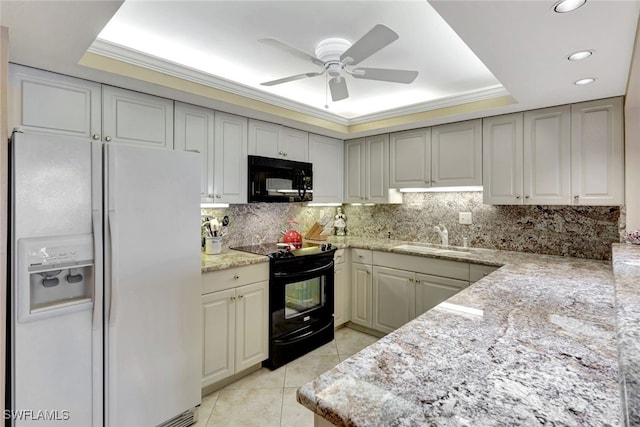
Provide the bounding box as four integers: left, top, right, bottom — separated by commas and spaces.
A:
459, 212, 472, 225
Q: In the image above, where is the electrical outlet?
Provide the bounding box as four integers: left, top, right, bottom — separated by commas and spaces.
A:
459, 212, 472, 225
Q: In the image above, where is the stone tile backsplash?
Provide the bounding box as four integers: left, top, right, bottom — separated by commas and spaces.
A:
202, 192, 623, 260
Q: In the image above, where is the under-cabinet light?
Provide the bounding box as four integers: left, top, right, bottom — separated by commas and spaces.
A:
399, 186, 483, 193
307, 202, 342, 207
200, 202, 230, 208
436, 302, 484, 318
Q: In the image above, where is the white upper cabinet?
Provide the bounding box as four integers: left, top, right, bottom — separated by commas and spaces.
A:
571, 97, 624, 205
483, 113, 524, 204
390, 128, 431, 188
175, 104, 247, 203
483, 106, 571, 205
248, 119, 309, 162
431, 119, 482, 187
174, 102, 214, 199
523, 105, 571, 205
308, 133, 343, 203
390, 120, 481, 190
102, 85, 174, 149
9, 64, 101, 140
344, 135, 401, 204
213, 112, 248, 204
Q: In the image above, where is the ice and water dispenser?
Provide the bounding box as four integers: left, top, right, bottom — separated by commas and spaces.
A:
17, 234, 94, 322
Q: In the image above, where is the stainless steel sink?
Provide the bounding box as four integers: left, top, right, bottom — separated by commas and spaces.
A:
393, 244, 471, 256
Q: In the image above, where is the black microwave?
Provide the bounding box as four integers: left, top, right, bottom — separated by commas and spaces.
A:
248, 155, 313, 203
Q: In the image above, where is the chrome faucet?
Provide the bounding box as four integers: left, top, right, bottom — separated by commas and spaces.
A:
434, 225, 449, 246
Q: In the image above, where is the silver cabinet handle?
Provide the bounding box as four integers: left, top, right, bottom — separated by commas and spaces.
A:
105, 136, 112, 142
92, 134, 100, 140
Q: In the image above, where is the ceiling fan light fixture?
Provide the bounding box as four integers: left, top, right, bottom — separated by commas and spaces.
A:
567, 50, 593, 61
315, 38, 352, 63
553, 0, 587, 13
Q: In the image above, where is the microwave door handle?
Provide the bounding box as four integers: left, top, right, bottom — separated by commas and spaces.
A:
298, 170, 306, 200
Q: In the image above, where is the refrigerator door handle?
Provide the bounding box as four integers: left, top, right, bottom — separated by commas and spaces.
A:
92, 209, 102, 330
108, 210, 119, 327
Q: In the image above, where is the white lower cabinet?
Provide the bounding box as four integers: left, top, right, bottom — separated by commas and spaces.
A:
350, 249, 373, 328
415, 274, 469, 317
350, 250, 491, 334
372, 266, 415, 334
333, 249, 350, 328
201, 264, 268, 388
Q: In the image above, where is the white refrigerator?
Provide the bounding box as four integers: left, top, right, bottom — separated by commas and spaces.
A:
9, 131, 202, 426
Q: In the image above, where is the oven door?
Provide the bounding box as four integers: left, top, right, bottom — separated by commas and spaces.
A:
270, 255, 334, 340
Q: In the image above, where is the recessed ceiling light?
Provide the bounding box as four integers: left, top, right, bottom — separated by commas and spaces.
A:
554, 0, 587, 13
568, 50, 593, 61
575, 78, 596, 85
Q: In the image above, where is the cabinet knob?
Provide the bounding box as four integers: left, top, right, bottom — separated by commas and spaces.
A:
208, 194, 215, 198
92, 134, 100, 140
233, 274, 239, 280
415, 279, 421, 284
515, 195, 521, 199
283, 152, 288, 157
238, 294, 244, 299
230, 296, 236, 301
409, 278, 414, 283
574, 195, 579, 200
216, 194, 222, 198
278, 151, 283, 155
105, 136, 112, 142
525, 195, 530, 199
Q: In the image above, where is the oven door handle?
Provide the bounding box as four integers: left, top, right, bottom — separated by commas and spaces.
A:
273, 261, 334, 278
273, 320, 333, 344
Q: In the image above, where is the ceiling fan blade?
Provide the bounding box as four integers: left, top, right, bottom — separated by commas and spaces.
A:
261, 71, 324, 86
329, 77, 349, 102
340, 24, 399, 66
352, 68, 418, 84
259, 38, 325, 67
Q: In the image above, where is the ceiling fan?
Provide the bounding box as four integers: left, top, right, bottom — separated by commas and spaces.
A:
259, 24, 419, 102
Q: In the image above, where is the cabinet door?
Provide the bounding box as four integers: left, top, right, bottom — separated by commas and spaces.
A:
432, 119, 482, 187
344, 138, 365, 203
202, 289, 235, 387
415, 274, 468, 317
235, 281, 268, 372
102, 85, 174, 149
571, 97, 624, 205
248, 119, 281, 158
389, 128, 431, 188
309, 134, 343, 203
372, 266, 415, 334
523, 105, 571, 204
174, 102, 214, 199
282, 127, 309, 161
214, 112, 248, 204
351, 262, 372, 328
482, 113, 523, 204
365, 134, 390, 202
334, 262, 349, 327
9, 64, 101, 140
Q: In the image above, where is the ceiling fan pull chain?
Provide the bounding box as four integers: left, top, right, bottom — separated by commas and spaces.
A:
325, 72, 329, 109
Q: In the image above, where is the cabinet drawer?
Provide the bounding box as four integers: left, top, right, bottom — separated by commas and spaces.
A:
373, 251, 469, 281
334, 249, 346, 264
202, 263, 269, 295
351, 248, 372, 264
469, 264, 499, 283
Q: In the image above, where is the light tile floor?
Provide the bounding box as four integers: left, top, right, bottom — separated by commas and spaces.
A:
196, 327, 379, 427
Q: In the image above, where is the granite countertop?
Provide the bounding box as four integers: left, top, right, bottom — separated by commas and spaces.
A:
612, 243, 640, 426
201, 249, 268, 272
297, 237, 622, 426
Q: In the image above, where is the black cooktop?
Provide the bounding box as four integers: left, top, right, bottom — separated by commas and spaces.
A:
231, 242, 334, 258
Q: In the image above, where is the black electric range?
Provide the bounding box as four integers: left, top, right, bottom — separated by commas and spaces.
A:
231, 241, 336, 369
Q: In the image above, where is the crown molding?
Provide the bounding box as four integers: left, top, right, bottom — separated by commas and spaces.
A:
88, 39, 510, 127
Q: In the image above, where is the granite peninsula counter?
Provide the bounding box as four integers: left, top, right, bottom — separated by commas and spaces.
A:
297, 237, 622, 426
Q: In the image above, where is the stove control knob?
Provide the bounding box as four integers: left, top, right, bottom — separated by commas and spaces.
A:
321, 244, 326, 251
326, 243, 332, 250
